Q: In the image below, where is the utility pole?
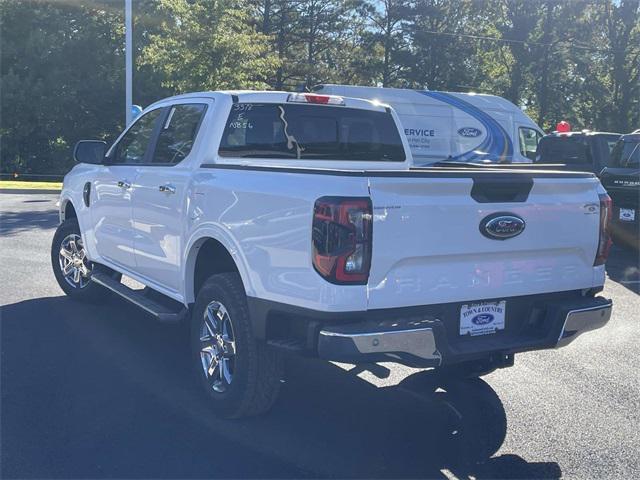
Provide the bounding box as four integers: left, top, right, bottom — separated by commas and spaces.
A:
125, 0, 133, 126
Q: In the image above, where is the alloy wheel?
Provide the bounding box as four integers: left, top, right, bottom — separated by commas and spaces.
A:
199, 301, 236, 393
58, 233, 91, 288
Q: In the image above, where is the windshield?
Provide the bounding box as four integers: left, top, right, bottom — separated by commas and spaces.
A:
535, 136, 589, 164
218, 103, 406, 162
609, 138, 640, 168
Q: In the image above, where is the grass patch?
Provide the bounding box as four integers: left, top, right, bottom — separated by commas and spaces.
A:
0, 180, 62, 190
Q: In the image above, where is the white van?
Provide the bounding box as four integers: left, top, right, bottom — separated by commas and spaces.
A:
314, 84, 544, 165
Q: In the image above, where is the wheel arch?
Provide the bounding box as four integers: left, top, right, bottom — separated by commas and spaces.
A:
60, 197, 77, 223
184, 231, 255, 305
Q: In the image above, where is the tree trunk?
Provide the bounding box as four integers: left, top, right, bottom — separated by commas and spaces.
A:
262, 0, 271, 34
382, 0, 391, 87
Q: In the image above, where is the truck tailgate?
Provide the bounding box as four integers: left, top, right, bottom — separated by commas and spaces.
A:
367, 171, 602, 309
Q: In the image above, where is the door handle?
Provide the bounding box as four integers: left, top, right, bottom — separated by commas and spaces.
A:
159, 184, 176, 194
117, 180, 131, 189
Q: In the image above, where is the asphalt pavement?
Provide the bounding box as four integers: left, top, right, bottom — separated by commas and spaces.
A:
1, 193, 639, 479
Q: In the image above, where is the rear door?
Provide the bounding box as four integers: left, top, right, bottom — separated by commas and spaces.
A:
366, 171, 602, 310
132, 101, 208, 293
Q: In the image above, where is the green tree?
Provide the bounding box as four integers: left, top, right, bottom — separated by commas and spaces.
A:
1, 1, 128, 175
525, 1, 587, 129
357, 0, 413, 87
408, 0, 482, 91
254, 0, 304, 89
140, 0, 279, 92
598, 0, 639, 132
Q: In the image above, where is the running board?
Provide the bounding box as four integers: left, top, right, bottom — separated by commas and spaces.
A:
91, 272, 187, 323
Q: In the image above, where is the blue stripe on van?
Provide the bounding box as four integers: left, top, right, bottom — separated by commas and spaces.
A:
418, 91, 514, 162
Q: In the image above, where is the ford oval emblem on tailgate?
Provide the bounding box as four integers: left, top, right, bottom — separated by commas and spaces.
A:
480, 213, 525, 240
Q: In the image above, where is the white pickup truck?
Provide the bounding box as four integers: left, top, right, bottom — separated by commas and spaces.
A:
52, 91, 613, 418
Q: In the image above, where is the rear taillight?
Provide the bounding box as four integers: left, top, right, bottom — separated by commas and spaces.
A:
594, 192, 612, 266
312, 197, 372, 284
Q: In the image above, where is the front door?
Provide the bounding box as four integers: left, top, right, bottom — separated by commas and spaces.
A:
91, 108, 164, 270
132, 102, 208, 292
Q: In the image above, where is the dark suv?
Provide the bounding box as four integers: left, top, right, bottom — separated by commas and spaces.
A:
600, 130, 640, 249
535, 131, 621, 175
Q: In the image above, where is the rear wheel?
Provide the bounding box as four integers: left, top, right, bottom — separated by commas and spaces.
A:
50, 218, 119, 302
191, 272, 283, 418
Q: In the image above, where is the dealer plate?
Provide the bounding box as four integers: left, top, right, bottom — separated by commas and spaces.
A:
460, 301, 506, 336
619, 208, 635, 222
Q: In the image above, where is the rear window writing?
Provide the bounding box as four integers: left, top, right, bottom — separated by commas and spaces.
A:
218, 103, 406, 162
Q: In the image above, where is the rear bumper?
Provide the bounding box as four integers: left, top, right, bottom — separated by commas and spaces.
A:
555, 302, 613, 348
316, 294, 612, 367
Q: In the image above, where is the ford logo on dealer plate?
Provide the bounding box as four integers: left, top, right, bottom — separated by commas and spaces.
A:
472, 313, 494, 325
480, 213, 526, 240
457, 127, 482, 138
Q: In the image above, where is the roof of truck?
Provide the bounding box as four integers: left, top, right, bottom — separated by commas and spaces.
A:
546, 131, 621, 137
147, 90, 387, 112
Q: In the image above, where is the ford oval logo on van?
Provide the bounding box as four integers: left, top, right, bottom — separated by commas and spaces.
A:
457, 127, 482, 138
480, 213, 526, 240
472, 313, 494, 325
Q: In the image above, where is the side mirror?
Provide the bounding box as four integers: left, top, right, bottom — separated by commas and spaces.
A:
73, 140, 107, 164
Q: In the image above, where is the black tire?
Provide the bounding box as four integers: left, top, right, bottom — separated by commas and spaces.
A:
191, 272, 283, 419
50, 218, 119, 302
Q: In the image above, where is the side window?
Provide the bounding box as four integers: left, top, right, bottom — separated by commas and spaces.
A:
519, 127, 542, 161
622, 142, 640, 166
152, 104, 206, 164
610, 140, 639, 167
112, 109, 162, 164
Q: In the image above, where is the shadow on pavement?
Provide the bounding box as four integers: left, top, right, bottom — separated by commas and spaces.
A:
1, 295, 561, 479
606, 244, 640, 294
0, 209, 58, 236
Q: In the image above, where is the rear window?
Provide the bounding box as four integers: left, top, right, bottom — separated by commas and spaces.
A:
535, 136, 589, 164
218, 103, 406, 162
603, 135, 621, 153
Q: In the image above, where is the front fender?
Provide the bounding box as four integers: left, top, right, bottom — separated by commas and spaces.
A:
58, 192, 73, 224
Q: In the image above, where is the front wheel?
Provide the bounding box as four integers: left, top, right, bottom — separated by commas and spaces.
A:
50, 218, 117, 302
191, 272, 283, 418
